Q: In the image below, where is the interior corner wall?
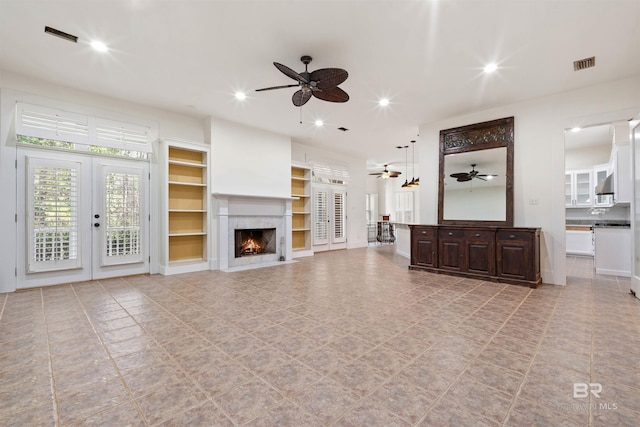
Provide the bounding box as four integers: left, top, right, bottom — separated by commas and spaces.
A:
418, 75, 640, 286
291, 141, 368, 249
208, 118, 291, 198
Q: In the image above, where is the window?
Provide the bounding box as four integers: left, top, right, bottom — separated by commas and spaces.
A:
15, 102, 154, 158
395, 191, 414, 223
365, 193, 378, 226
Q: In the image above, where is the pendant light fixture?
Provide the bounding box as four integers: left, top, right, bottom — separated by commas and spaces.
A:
408, 140, 419, 187
397, 145, 410, 188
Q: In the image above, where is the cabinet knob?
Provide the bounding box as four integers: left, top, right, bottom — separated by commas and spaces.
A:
475, 233, 480, 237
421, 231, 427, 234
448, 232, 453, 236
510, 234, 515, 239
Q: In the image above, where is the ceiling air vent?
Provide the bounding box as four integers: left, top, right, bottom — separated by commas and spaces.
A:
573, 56, 595, 71
44, 26, 78, 43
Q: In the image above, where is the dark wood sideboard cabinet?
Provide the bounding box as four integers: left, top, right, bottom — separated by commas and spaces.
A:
409, 225, 541, 288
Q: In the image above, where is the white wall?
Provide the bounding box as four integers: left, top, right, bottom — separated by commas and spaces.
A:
208, 117, 291, 198
419, 76, 640, 286
292, 141, 368, 249
566, 145, 611, 170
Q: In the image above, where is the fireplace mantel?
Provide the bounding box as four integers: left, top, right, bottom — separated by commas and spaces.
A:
213, 194, 293, 271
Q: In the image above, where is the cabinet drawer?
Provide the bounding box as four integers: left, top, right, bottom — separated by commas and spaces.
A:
439, 228, 465, 239
465, 230, 494, 241
497, 230, 532, 242
412, 226, 436, 239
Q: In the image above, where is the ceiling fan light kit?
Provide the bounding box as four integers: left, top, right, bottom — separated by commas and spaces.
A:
255, 56, 349, 107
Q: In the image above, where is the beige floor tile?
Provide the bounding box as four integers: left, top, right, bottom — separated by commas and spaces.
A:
1, 250, 639, 425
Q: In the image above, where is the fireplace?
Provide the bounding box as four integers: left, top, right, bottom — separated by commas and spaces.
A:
234, 228, 276, 258
213, 194, 293, 271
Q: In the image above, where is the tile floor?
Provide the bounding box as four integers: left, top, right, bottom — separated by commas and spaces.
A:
1, 247, 639, 426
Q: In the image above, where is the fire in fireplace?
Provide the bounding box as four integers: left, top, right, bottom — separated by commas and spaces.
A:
234, 228, 276, 258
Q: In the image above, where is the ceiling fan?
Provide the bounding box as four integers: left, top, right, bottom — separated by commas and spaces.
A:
449, 164, 497, 182
370, 165, 401, 178
255, 55, 349, 107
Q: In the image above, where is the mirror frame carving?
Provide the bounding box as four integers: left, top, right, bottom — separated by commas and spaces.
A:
438, 116, 514, 227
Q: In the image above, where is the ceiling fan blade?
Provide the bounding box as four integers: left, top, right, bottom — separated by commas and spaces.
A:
450, 172, 470, 179
292, 90, 312, 107
369, 172, 383, 176
456, 176, 472, 182
309, 68, 348, 89
255, 84, 300, 92
389, 172, 401, 178
274, 62, 309, 84
312, 86, 349, 103
475, 177, 487, 181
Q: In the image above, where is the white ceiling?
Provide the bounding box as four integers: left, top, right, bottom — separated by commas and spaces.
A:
1, 0, 639, 170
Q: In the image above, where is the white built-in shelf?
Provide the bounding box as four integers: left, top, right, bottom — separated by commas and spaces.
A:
291, 176, 310, 181
292, 228, 311, 232
168, 181, 207, 187
293, 211, 310, 215
169, 232, 206, 237
168, 159, 206, 168
291, 194, 310, 198
168, 209, 206, 213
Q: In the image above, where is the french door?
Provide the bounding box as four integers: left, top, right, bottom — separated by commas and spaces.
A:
17, 148, 149, 288
312, 185, 347, 252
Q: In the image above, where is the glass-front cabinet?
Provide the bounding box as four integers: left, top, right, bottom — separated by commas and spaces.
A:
565, 169, 593, 207
593, 163, 614, 207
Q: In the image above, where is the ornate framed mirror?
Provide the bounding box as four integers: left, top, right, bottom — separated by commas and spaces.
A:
438, 116, 514, 226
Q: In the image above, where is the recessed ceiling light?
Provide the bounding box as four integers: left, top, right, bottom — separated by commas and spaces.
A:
483, 63, 498, 73
90, 40, 108, 52
378, 98, 390, 107
571, 127, 581, 132
234, 91, 247, 101
314, 119, 324, 127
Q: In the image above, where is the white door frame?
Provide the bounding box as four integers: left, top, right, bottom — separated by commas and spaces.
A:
312, 183, 347, 252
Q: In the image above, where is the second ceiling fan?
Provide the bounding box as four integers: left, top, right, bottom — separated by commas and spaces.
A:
255, 56, 349, 107
450, 164, 497, 182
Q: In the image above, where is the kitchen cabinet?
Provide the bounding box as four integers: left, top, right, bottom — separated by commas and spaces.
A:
566, 226, 594, 256
593, 164, 614, 207
409, 225, 540, 288
594, 227, 631, 277
565, 169, 593, 207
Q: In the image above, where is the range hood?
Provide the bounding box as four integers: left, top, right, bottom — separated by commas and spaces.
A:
595, 173, 614, 195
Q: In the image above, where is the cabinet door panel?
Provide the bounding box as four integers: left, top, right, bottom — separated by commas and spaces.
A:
468, 242, 494, 275
416, 239, 436, 267
498, 245, 530, 279
439, 240, 463, 271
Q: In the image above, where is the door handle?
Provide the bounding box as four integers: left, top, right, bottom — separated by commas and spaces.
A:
94, 223, 100, 228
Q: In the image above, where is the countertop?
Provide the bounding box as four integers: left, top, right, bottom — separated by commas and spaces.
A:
566, 220, 630, 229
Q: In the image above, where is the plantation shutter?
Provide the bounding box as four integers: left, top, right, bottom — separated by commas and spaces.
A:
313, 189, 328, 245
333, 190, 346, 243
16, 102, 153, 152
93, 118, 152, 153
100, 166, 144, 265
16, 103, 89, 144
27, 157, 82, 272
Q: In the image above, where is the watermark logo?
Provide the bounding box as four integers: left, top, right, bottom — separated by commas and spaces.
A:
573, 382, 602, 398
554, 382, 618, 411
